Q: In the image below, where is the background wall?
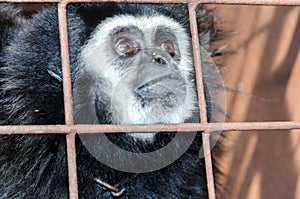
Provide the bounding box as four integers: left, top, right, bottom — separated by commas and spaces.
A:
214, 5, 300, 199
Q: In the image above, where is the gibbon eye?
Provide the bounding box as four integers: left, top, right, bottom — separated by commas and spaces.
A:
160, 41, 175, 57
116, 39, 137, 56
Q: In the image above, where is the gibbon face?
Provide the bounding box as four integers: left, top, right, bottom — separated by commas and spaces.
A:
74, 15, 196, 141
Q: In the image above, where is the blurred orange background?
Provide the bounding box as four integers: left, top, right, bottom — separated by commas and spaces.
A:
214, 5, 300, 199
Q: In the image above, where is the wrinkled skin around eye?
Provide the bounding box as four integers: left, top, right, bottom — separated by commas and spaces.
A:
160, 41, 175, 57
116, 39, 139, 56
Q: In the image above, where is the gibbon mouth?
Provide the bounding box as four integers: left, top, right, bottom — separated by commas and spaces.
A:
135, 74, 183, 91
134, 74, 186, 101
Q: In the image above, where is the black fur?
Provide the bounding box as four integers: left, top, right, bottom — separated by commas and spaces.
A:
0, 3, 219, 198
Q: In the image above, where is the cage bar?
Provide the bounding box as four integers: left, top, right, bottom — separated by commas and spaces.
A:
188, 2, 216, 198
0, 1, 299, 199
189, 2, 208, 124
57, 2, 79, 198
0, 0, 299, 5
0, 122, 299, 134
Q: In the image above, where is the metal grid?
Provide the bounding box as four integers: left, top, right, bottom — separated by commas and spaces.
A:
0, 0, 299, 199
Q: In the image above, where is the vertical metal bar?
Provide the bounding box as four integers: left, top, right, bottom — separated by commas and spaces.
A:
57, 2, 79, 199
57, 2, 74, 125
202, 131, 216, 199
66, 133, 78, 199
188, 3, 208, 124
188, 3, 216, 199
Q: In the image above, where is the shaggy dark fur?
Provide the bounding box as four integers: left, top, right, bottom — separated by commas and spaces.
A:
0, 3, 222, 198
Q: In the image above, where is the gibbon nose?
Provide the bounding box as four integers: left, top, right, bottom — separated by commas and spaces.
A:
151, 49, 171, 66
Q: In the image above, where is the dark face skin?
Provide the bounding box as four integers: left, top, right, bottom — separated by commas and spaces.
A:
110, 26, 186, 109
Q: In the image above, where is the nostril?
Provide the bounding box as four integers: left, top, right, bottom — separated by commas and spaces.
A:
153, 57, 167, 65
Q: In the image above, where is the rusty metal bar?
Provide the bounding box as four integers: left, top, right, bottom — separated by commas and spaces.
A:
57, 2, 79, 199
189, 2, 208, 124
198, 0, 300, 5
188, 3, 215, 198
64, 0, 300, 4
0, 0, 299, 5
0, 1, 298, 199
0, 0, 60, 2
58, 3, 74, 125
0, 122, 299, 134
202, 131, 216, 199
65, 133, 78, 199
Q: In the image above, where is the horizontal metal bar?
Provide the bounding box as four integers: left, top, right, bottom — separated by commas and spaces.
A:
198, 0, 300, 5
0, 122, 299, 134
0, 0, 299, 5
0, 0, 60, 2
